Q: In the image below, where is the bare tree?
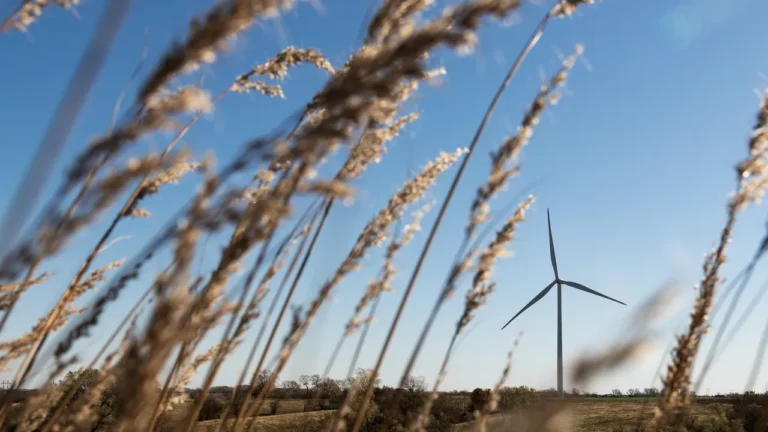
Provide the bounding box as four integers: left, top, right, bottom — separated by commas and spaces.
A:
310, 374, 322, 390
402, 375, 426, 392
253, 369, 273, 397
644, 387, 660, 397
345, 368, 380, 392
299, 375, 311, 398
282, 380, 301, 399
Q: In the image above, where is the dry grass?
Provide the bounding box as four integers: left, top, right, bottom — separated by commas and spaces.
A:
194, 409, 334, 432
1, 0, 767, 431
566, 400, 722, 432
169, 399, 310, 420
456, 399, 726, 432
189, 399, 726, 432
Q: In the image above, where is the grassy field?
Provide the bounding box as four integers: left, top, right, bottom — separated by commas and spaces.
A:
564, 399, 722, 431
163, 398, 311, 430
184, 398, 728, 432
456, 399, 726, 432
193, 410, 335, 432
258, 399, 309, 415
581, 397, 659, 402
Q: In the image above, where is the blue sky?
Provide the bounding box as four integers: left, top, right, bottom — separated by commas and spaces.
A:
1, 0, 768, 395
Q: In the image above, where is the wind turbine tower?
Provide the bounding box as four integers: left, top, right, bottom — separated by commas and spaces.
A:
501, 209, 626, 398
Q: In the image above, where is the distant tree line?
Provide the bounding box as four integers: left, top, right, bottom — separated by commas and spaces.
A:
550, 387, 663, 398
7, 367, 767, 432
0, 367, 543, 431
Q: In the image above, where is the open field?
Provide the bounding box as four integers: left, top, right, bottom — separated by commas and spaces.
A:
582, 397, 658, 402
256, 398, 308, 415
560, 399, 723, 432
194, 410, 335, 432
456, 399, 727, 432
160, 399, 312, 430
184, 398, 729, 432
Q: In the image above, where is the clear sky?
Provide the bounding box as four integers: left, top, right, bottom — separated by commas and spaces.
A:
1, 0, 768, 396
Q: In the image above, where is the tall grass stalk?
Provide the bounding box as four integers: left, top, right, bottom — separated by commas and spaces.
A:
8, 1, 768, 432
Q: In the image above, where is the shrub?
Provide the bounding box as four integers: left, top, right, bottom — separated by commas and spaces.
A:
677, 405, 743, 432
733, 402, 768, 432
268, 399, 280, 416
317, 378, 344, 410
469, 388, 491, 414
430, 395, 468, 429
197, 396, 227, 422
368, 386, 424, 430
348, 395, 380, 432
498, 386, 538, 411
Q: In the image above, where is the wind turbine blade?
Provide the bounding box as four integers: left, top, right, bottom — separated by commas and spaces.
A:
561, 280, 626, 306
547, 209, 559, 279
501, 280, 556, 330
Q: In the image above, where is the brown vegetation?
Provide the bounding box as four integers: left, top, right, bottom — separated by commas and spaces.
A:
1, 0, 767, 431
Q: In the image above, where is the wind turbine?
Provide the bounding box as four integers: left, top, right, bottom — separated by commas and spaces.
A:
501, 209, 626, 398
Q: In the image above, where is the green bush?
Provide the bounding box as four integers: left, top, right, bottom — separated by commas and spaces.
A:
429, 396, 468, 431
